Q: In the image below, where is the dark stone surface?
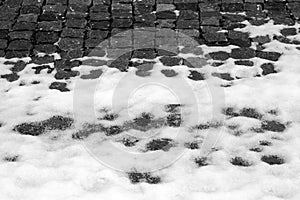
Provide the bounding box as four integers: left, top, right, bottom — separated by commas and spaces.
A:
256, 51, 282, 61
212, 72, 234, 81
132, 49, 156, 59
11, 61, 27, 73
235, 60, 254, 66
1, 73, 20, 82
9, 31, 33, 40
260, 63, 277, 75
49, 82, 70, 92
8, 40, 33, 51
228, 31, 251, 47
208, 51, 230, 61
35, 31, 60, 44
34, 44, 57, 54
58, 38, 83, 51
54, 70, 80, 80
280, 28, 297, 36
159, 56, 182, 66
188, 70, 205, 81
31, 55, 55, 65
231, 48, 256, 59
32, 65, 53, 74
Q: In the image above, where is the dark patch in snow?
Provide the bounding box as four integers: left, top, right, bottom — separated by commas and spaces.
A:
3, 155, 19, 162
230, 157, 252, 167
194, 157, 209, 167
146, 138, 174, 152
128, 171, 161, 184
261, 155, 285, 165
261, 120, 286, 132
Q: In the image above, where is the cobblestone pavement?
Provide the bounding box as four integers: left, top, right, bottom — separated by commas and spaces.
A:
0, 0, 300, 86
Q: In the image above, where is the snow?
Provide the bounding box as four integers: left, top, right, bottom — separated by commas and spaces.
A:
0, 22, 300, 200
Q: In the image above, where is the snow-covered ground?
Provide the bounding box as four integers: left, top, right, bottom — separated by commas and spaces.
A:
0, 23, 300, 200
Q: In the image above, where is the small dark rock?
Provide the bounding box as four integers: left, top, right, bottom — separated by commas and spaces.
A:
161, 69, 178, 77
280, 28, 297, 36
167, 113, 181, 127
231, 48, 256, 59
3, 155, 19, 162
240, 108, 263, 119
159, 56, 182, 66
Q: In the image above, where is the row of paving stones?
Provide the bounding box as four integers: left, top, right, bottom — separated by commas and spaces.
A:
0, 0, 299, 60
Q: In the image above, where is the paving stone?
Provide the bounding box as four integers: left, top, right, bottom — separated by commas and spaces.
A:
54, 59, 81, 70
231, 48, 256, 59
132, 49, 156, 59
31, 55, 55, 64
156, 10, 177, 19
61, 28, 85, 38
161, 69, 178, 77
58, 38, 83, 51
0, 30, 8, 39
234, 60, 254, 66
0, 39, 8, 49
10, 61, 27, 73
0, 21, 14, 30
256, 51, 282, 61
175, 3, 198, 11
39, 13, 63, 21
34, 44, 58, 54
90, 4, 109, 12
81, 69, 103, 79
108, 55, 131, 72
49, 82, 70, 92
201, 26, 221, 33
176, 20, 199, 29
66, 12, 88, 19
202, 32, 228, 45
5, 51, 31, 58
60, 48, 84, 59
35, 31, 59, 44
159, 56, 182, 66
81, 59, 107, 66
42, 4, 66, 14
180, 46, 203, 55
252, 35, 271, 44
54, 70, 80, 80
201, 16, 220, 26
260, 63, 277, 75
90, 12, 110, 21
23, 0, 44, 6
93, 0, 111, 4
66, 18, 87, 29
280, 28, 297, 36
208, 51, 230, 61
85, 48, 106, 57
90, 21, 110, 30
9, 31, 33, 40
46, 0, 68, 4
156, 19, 175, 28
0, 50, 5, 57
69, 0, 92, 5
112, 19, 133, 28
38, 21, 62, 31
183, 57, 207, 68
221, 3, 244, 12
21, 5, 41, 14
68, 4, 89, 13
134, 13, 156, 23
134, 3, 154, 15
18, 14, 39, 22
85, 38, 106, 48
135, 70, 151, 77
12, 22, 36, 31
1, 73, 19, 82
4, 0, 23, 7
157, 4, 176, 12
8, 40, 33, 51
212, 72, 234, 81
188, 70, 205, 81
87, 30, 109, 39
228, 31, 251, 47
